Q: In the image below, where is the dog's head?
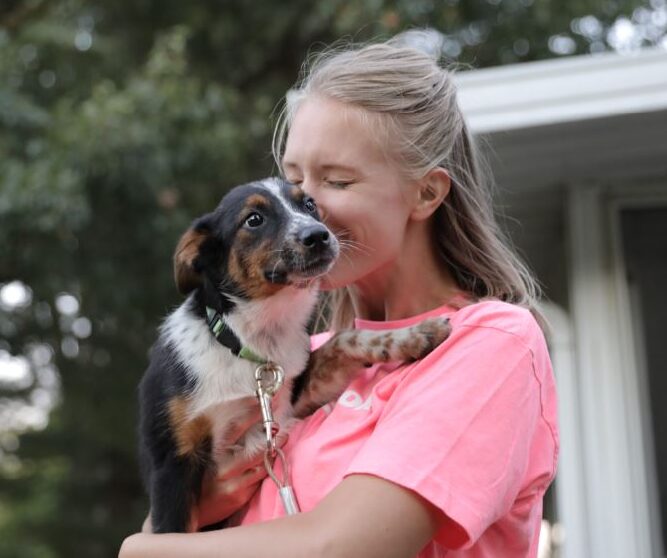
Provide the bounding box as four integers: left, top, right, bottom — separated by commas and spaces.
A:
174, 178, 339, 299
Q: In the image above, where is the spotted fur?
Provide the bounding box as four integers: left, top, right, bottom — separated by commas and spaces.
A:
292, 318, 452, 417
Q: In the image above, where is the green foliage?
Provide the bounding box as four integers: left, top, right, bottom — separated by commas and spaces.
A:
0, 0, 663, 556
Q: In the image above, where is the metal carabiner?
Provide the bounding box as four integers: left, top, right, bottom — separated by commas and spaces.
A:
254, 362, 284, 395
252, 362, 299, 515
254, 363, 285, 454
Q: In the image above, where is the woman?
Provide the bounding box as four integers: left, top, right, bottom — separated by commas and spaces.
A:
120, 33, 559, 558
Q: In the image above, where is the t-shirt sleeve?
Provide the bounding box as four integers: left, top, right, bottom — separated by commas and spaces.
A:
343, 305, 557, 549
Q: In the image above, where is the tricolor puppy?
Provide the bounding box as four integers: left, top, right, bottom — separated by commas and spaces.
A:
138, 178, 452, 533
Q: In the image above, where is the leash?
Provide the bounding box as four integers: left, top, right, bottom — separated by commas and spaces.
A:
205, 305, 300, 515
254, 362, 300, 515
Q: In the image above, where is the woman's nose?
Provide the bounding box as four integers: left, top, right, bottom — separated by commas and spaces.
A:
300, 177, 316, 198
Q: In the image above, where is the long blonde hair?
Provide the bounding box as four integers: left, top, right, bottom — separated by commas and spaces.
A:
273, 32, 542, 331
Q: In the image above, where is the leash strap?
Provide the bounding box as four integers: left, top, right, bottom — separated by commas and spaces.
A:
254, 363, 301, 516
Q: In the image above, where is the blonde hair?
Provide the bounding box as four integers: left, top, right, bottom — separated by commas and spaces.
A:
273, 32, 542, 330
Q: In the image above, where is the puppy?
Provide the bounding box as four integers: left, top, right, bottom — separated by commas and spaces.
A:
138, 178, 451, 533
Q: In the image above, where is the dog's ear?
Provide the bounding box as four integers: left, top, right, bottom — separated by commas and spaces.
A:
173, 215, 213, 295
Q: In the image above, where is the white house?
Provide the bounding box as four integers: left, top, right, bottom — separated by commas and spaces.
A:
456, 48, 667, 558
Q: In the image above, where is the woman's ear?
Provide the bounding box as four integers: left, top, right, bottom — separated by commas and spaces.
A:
410, 168, 451, 221
173, 215, 213, 295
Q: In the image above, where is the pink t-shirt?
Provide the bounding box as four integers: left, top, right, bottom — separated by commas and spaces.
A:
240, 300, 559, 557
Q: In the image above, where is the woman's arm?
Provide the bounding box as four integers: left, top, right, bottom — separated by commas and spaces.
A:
119, 473, 445, 558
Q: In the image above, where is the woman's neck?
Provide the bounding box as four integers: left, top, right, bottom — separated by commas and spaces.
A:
348, 221, 461, 322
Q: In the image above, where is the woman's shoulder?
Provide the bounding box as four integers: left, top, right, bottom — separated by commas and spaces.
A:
309, 299, 546, 353
448, 298, 546, 351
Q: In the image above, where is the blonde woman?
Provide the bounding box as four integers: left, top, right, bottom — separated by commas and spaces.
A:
120, 33, 559, 558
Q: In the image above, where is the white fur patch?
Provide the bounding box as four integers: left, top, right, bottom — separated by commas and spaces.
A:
260, 178, 322, 239
160, 285, 317, 455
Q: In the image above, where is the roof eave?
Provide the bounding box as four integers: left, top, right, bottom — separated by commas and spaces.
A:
454, 47, 667, 134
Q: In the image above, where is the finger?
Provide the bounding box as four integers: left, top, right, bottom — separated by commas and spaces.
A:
198, 470, 265, 529
215, 465, 268, 499
240, 464, 269, 486
201, 464, 263, 507
216, 449, 264, 479
216, 432, 289, 479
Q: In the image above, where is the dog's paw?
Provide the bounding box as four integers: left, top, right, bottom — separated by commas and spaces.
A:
400, 316, 452, 361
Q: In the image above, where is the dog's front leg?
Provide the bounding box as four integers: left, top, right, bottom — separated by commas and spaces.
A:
150, 397, 260, 533
150, 454, 202, 533
292, 316, 451, 417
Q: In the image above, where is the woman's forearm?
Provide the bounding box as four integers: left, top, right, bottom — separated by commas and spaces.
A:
119, 511, 323, 558
120, 475, 440, 558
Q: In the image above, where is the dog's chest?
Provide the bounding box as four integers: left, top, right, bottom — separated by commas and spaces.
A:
161, 302, 309, 421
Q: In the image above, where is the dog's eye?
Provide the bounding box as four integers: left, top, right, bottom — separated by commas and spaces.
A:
304, 198, 317, 213
244, 213, 264, 228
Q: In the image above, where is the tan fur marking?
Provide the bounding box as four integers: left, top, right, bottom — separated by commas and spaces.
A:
234, 194, 271, 228
168, 397, 212, 458
228, 246, 246, 286
229, 235, 283, 299
244, 194, 270, 209
173, 229, 208, 294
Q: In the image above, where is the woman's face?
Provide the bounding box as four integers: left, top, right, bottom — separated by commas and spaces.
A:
282, 96, 416, 291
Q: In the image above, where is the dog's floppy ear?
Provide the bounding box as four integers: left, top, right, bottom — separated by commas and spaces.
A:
173, 215, 213, 295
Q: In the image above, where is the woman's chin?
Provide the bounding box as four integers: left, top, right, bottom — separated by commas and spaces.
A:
318, 275, 338, 291
320, 252, 381, 290
319, 269, 350, 291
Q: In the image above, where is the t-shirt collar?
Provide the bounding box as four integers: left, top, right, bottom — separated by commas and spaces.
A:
353, 295, 467, 331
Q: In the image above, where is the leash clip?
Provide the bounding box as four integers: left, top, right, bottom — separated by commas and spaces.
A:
255, 363, 284, 455
253, 362, 300, 515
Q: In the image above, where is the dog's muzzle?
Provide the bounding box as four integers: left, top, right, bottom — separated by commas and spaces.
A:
264, 224, 339, 285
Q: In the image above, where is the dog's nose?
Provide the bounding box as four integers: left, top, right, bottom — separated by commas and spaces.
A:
298, 225, 330, 249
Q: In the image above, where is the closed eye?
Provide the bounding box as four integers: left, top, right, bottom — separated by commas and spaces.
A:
327, 180, 353, 189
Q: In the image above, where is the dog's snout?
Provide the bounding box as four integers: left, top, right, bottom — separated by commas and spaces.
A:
299, 225, 330, 249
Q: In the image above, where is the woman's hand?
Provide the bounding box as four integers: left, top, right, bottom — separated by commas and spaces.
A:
196, 430, 288, 529
195, 395, 288, 530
